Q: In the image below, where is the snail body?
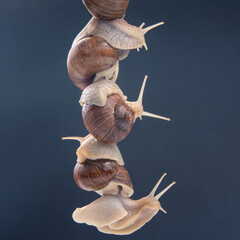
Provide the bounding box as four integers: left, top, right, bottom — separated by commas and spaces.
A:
73, 173, 176, 235
80, 79, 126, 107
74, 17, 164, 51
82, 0, 130, 20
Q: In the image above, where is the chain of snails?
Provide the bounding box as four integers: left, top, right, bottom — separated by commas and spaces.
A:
63, 0, 175, 235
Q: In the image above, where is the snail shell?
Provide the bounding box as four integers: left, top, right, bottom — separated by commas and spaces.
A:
67, 37, 119, 90
73, 159, 118, 191
82, 0, 129, 20
73, 159, 134, 197
96, 163, 133, 197
82, 94, 135, 144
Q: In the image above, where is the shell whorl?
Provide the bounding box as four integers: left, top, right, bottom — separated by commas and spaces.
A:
67, 37, 119, 90
96, 164, 134, 197
82, 94, 135, 144
82, 0, 129, 20
73, 159, 134, 196
74, 159, 118, 191
80, 79, 126, 107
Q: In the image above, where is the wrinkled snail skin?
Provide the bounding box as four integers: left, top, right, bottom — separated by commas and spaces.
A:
80, 79, 127, 107
74, 17, 164, 51
82, 0, 130, 20
67, 37, 119, 90
62, 135, 124, 165
80, 77, 170, 144
73, 173, 176, 235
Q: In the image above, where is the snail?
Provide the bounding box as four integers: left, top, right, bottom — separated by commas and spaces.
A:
68, 2, 163, 90
62, 135, 133, 197
74, 17, 164, 51
82, 0, 130, 20
62, 134, 124, 164
67, 37, 120, 90
80, 76, 170, 143
72, 173, 176, 235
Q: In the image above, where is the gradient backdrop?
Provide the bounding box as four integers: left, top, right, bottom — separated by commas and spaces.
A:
0, 0, 240, 239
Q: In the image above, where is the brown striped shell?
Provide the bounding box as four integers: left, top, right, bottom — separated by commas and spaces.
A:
82, 94, 135, 143
74, 159, 118, 191
73, 159, 133, 197
96, 164, 134, 197
82, 0, 129, 20
67, 37, 119, 90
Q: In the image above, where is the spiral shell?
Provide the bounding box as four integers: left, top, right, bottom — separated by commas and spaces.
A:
73, 159, 133, 197
96, 164, 134, 197
82, 94, 135, 144
82, 0, 129, 20
67, 37, 119, 90
74, 159, 118, 191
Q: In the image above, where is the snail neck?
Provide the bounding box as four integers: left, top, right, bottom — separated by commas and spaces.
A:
125, 101, 143, 120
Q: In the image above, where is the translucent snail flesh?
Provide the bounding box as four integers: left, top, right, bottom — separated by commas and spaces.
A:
73, 173, 175, 235
62, 135, 124, 165
74, 17, 164, 51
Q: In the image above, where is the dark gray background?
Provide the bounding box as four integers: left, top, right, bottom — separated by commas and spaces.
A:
1, 0, 240, 239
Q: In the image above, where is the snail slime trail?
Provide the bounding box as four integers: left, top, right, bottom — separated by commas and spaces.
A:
63, 0, 175, 235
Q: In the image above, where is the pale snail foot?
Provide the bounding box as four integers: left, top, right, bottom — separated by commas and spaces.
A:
72, 173, 175, 235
